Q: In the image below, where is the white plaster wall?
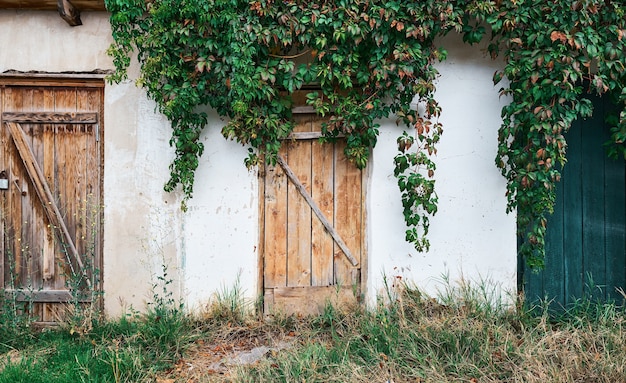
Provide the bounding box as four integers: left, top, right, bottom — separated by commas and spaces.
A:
0, 10, 517, 315
182, 109, 259, 311
368, 33, 517, 303
0, 11, 113, 71
104, 75, 186, 315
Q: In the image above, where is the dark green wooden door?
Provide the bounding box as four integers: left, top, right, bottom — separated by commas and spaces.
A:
523, 95, 626, 307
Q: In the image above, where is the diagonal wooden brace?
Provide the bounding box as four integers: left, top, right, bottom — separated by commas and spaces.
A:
6, 122, 90, 288
276, 155, 359, 267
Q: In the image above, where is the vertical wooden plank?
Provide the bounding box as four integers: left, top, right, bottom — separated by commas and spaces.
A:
20, 91, 40, 310
0, 183, 3, 288
359, 152, 368, 303
71, 117, 88, 261
311, 116, 335, 287
53, 88, 77, 290
603, 113, 626, 303
563, 117, 583, 306
0, 86, 5, 289
26, 89, 45, 297
96, 88, 104, 289
78, 89, 100, 287
542, 171, 565, 308
0, 86, 10, 288
41, 89, 56, 286
581, 100, 606, 301
8, 141, 25, 288
333, 140, 362, 287
264, 149, 288, 288
286, 115, 312, 287
604, 156, 626, 303
4, 87, 25, 288
258, 158, 267, 304
39, 88, 57, 322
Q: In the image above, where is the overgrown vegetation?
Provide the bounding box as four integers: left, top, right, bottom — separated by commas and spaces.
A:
0, 270, 193, 383
1, 281, 625, 382
475, 1, 626, 269
105, 0, 455, 250
105, 0, 626, 267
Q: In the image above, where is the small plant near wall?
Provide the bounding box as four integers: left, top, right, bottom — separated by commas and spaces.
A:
105, 0, 626, 267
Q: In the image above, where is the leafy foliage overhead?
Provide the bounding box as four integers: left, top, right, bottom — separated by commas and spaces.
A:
476, 0, 626, 268
106, 0, 626, 267
106, 0, 459, 250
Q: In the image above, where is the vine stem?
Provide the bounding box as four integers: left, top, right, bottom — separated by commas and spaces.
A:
268, 50, 311, 59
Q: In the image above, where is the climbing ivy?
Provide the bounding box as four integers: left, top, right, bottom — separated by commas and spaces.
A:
105, 0, 626, 268
105, 0, 463, 250
475, 0, 626, 269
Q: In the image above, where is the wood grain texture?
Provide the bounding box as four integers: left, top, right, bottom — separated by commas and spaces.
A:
57, 0, 82, 26
0, 0, 105, 10
0, 87, 6, 288
2, 112, 97, 124
0, 76, 106, 88
271, 285, 358, 316
4, 289, 92, 303
311, 116, 334, 286
264, 150, 288, 288
0, 85, 103, 321
333, 140, 362, 286
6, 121, 87, 285
286, 116, 312, 287
582, 105, 606, 301
563, 115, 584, 303
605, 156, 626, 302
262, 112, 365, 315
277, 155, 358, 268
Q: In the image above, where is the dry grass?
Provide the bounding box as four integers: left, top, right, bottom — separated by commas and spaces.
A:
2, 280, 625, 383
175, 281, 626, 383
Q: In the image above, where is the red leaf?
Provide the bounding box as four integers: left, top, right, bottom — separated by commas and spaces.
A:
550, 31, 567, 43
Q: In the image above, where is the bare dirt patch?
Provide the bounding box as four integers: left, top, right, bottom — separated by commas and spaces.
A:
157, 323, 297, 383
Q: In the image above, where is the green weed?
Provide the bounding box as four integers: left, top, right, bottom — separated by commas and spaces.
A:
1, 278, 626, 382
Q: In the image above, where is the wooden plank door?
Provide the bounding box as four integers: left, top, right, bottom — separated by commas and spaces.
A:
0, 84, 103, 322
261, 114, 366, 315
523, 95, 626, 308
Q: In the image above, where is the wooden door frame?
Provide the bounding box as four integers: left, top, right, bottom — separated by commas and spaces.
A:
0, 75, 105, 305
257, 112, 369, 313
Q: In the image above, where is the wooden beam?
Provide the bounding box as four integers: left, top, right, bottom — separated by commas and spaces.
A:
3, 112, 97, 124
292, 106, 316, 114
283, 131, 345, 140
276, 155, 359, 267
270, 285, 358, 316
4, 289, 92, 302
0, 0, 105, 11
57, 0, 81, 26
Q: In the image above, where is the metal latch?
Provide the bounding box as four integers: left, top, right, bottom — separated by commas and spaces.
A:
0, 171, 8, 190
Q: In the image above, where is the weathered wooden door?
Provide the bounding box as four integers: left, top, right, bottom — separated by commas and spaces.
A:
261, 114, 366, 315
523, 95, 626, 307
0, 81, 103, 322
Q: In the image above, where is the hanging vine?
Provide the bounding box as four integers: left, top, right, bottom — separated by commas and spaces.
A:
105, 0, 463, 250
475, 0, 626, 269
105, 0, 626, 267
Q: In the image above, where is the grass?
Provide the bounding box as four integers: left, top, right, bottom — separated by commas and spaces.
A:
1, 280, 626, 382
